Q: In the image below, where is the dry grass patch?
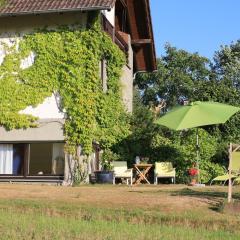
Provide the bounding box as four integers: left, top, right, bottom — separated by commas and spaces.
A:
0, 184, 222, 211
0, 184, 240, 239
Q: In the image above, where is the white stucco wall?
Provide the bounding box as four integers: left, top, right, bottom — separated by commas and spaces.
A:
20, 94, 65, 119
0, 12, 88, 120
102, 7, 115, 26
120, 35, 134, 113
0, 12, 87, 33
0, 119, 65, 142
0, 37, 64, 119
0, 45, 5, 65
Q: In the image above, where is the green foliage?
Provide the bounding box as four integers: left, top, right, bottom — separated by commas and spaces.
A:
176, 129, 225, 183
112, 89, 157, 165
0, 14, 130, 154
1, 194, 240, 239
0, 0, 7, 8
129, 41, 240, 183
213, 40, 240, 87
150, 128, 225, 183
208, 40, 240, 142
113, 90, 225, 182
73, 167, 83, 186
135, 42, 240, 144
113, 88, 225, 183
135, 44, 210, 108
101, 149, 120, 171
0, 43, 39, 129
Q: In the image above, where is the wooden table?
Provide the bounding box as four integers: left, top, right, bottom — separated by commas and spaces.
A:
133, 164, 153, 185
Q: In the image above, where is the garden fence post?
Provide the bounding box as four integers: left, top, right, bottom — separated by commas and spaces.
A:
228, 143, 232, 203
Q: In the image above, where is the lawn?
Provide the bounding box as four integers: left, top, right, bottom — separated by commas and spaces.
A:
0, 184, 239, 239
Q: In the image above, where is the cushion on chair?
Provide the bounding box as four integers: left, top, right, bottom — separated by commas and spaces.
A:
113, 161, 132, 178
155, 162, 175, 177
115, 171, 132, 178
211, 152, 240, 184
212, 174, 237, 182
113, 161, 128, 175
231, 152, 240, 172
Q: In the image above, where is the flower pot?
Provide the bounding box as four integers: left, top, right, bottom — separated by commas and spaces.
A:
94, 171, 114, 184
189, 178, 197, 186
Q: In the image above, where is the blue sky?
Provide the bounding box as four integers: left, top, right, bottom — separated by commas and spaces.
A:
150, 0, 240, 59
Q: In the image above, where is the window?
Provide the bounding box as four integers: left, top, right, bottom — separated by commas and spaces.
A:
29, 143, 64, 175
0, 143, 64, 177
0, 144, 24, 175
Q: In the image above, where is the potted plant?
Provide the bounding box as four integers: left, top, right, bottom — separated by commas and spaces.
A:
188, 164, 198, 186
140, 157, 149, 164
94, 149, 120, 184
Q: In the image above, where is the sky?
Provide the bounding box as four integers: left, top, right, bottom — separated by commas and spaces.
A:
150, 0, 240, 59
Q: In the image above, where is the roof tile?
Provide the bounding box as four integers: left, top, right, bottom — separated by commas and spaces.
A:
0, 0, 115, 16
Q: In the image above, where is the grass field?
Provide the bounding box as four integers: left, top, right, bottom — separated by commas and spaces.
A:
0, 184, 239, 239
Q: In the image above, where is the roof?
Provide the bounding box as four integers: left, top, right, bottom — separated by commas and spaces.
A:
0, 0, 115, 16
126, 0, 157, 72
0, 0, 156, 72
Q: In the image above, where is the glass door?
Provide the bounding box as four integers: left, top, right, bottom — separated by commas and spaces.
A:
13, 144, 25, 175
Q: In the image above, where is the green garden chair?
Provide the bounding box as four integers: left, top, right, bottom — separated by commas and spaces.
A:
210, 151, 240, 185
154, 162, 176, 184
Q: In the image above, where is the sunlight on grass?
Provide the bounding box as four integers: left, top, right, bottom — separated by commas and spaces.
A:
0, 197, 239, 239
0, 208, 239, 240
0, 185, 240, 239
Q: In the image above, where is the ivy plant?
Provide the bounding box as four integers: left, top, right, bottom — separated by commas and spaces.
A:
0, 14, 130, 155
0, 0, 7, 8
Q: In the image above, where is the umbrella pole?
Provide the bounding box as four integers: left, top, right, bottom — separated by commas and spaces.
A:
196, 128, 200, 184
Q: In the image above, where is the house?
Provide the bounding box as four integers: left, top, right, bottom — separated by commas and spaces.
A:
0, 0, 156, 183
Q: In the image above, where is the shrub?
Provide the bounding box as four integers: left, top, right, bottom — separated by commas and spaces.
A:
150, 128, 225, 183
101, 149, 120, 171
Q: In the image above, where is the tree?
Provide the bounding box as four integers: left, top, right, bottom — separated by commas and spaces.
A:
112, 89, 157, 165
135, 44, 210, 109
131, 42, 240, 183
209, 41, 240, 142
212, 40, 240, 88
135, 42, 240, 143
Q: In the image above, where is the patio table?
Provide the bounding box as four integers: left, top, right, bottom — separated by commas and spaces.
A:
133, 164, 153, 185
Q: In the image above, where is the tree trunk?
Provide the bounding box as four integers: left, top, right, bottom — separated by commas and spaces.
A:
63, 145, 91, 186
76, 146, 89, 184
62, 152, 75, 186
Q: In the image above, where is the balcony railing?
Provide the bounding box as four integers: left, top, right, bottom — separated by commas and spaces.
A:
101, 14, 129, 54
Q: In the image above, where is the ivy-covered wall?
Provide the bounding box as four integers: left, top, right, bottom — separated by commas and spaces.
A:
0, 0, 7, 8
0, 13, 130, 154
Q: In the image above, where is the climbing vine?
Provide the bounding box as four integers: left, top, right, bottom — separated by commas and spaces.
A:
0, 0, 7, 8
0, 14, 130, 154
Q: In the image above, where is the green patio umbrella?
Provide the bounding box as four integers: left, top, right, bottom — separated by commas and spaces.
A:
156, 101, 240, 183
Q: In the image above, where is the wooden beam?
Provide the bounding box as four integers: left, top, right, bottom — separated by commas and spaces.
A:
125, 0, 157, 72
119, 0, 127, 8
131, 39, 152, 45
